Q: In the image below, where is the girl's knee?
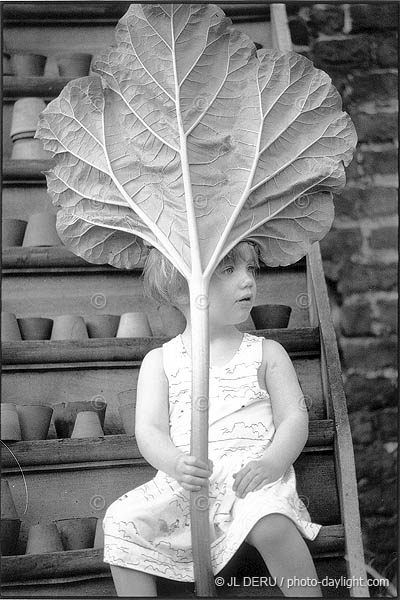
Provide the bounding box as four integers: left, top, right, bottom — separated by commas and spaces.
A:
247, 513, 297, 549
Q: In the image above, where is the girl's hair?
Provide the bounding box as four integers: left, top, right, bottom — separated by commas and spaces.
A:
143, 241, 259, 306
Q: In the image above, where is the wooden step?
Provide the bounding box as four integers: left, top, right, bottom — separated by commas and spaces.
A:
3, 2, 270, 23
1, 524, 344, 585
1, 420, 334, 469
3, 76, 72, 100
3, 159, 53, 182
2, 328, 320, 365
3, 246, 306, 272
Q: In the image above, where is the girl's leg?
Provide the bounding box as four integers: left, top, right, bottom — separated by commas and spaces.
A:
110, 565, 157, 597
246, 513, 322, 597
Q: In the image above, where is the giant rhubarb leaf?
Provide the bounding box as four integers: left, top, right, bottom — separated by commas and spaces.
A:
36, 4, 357, 595
37, 3, 356, 277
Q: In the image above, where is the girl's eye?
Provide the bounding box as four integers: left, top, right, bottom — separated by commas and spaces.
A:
247, 264, 256, 272
223, 266, 234, 274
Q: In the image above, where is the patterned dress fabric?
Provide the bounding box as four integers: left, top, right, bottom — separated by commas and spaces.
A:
103, 333, 321, 581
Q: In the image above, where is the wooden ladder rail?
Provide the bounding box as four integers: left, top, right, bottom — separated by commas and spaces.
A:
307, 243, 369, 597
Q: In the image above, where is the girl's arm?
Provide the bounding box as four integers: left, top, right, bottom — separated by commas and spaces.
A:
233, 339, 308, 498
135, 347, 212, 491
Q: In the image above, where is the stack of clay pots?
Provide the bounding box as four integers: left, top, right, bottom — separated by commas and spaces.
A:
25, 516, 97, 554
2, 218, 27, 248
50, 315, 89, 340
116, 312, 152, 337
1, 402, 53, 442
250, 304, 292, 329
1, 480, 21, 556
53, 400, 107, 439
10, 52, 47, 76
17, 316, 54, 340
56, 52, 92, 77
10, 97, 51, 160
118, 389, 136, 436
22, 212, 62, 247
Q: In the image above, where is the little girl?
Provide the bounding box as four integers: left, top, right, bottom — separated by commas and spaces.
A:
103, 241, 322, 597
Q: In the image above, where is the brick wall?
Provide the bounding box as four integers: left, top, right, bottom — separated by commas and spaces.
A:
288, 2, 398, 582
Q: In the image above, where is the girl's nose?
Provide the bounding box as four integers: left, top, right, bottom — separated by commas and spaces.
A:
240, 270, 255, 288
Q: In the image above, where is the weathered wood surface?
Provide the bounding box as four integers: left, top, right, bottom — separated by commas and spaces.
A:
1, 524, 344, 583
3, 159, 53, 180
307, 245, 368, 596
3, 246, 305, 271
3, 2, 271, 23
3, 76, 72, 99
1, 420, 335, 469
2, 327, 319, 365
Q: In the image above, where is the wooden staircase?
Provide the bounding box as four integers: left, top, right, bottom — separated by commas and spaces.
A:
2, 3, 368, 597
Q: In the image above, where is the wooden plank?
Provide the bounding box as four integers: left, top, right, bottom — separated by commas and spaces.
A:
3, 76, 72, 99
1, 524, 345, 584
3, 160, 53, 180
307, 244, 369, 596
2, 246, 127, 270
0, 575, 115, 597
3, 246, 305, 272
270, 4, 292, 52
3, 3, 270, 23
295, 452, 340, 525
1, 328, 320, 365
1, 420, 334, 469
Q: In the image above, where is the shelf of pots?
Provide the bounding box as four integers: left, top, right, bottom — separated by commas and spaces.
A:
2, 326, 320, 365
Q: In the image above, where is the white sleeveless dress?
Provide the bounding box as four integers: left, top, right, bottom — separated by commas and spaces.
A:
103, 333, 321, 581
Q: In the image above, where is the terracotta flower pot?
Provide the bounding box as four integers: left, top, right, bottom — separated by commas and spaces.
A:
10, 98, 47, 140
17, 317, 53, 340
25, 522, 64, 554
93, 516, 104, 549
16, 404, 53, 441
55, 517, 97, 550
71, 411, 104, 438
50, 315, 89, 340
11, 137, 52, 160
11, 53, 47, 77
53, 400, 107, 438
1, 404, 22, 442
85, 314, 120, 338
157, 305, 186, 337
117, 390, 136, 436
3, 52, 13, 75
2, 218, 27, 247
250, 304, 292, 329
118, 403, 136, 436
116, 312, 152, 338
1, 312, 22, 341
1, 480, 19, 519
1, 519, 21, 556
57, 53, 92, 77
22, 213, 61, 247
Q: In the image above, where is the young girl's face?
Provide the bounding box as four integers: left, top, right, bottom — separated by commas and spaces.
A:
208, 243, 257, 326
